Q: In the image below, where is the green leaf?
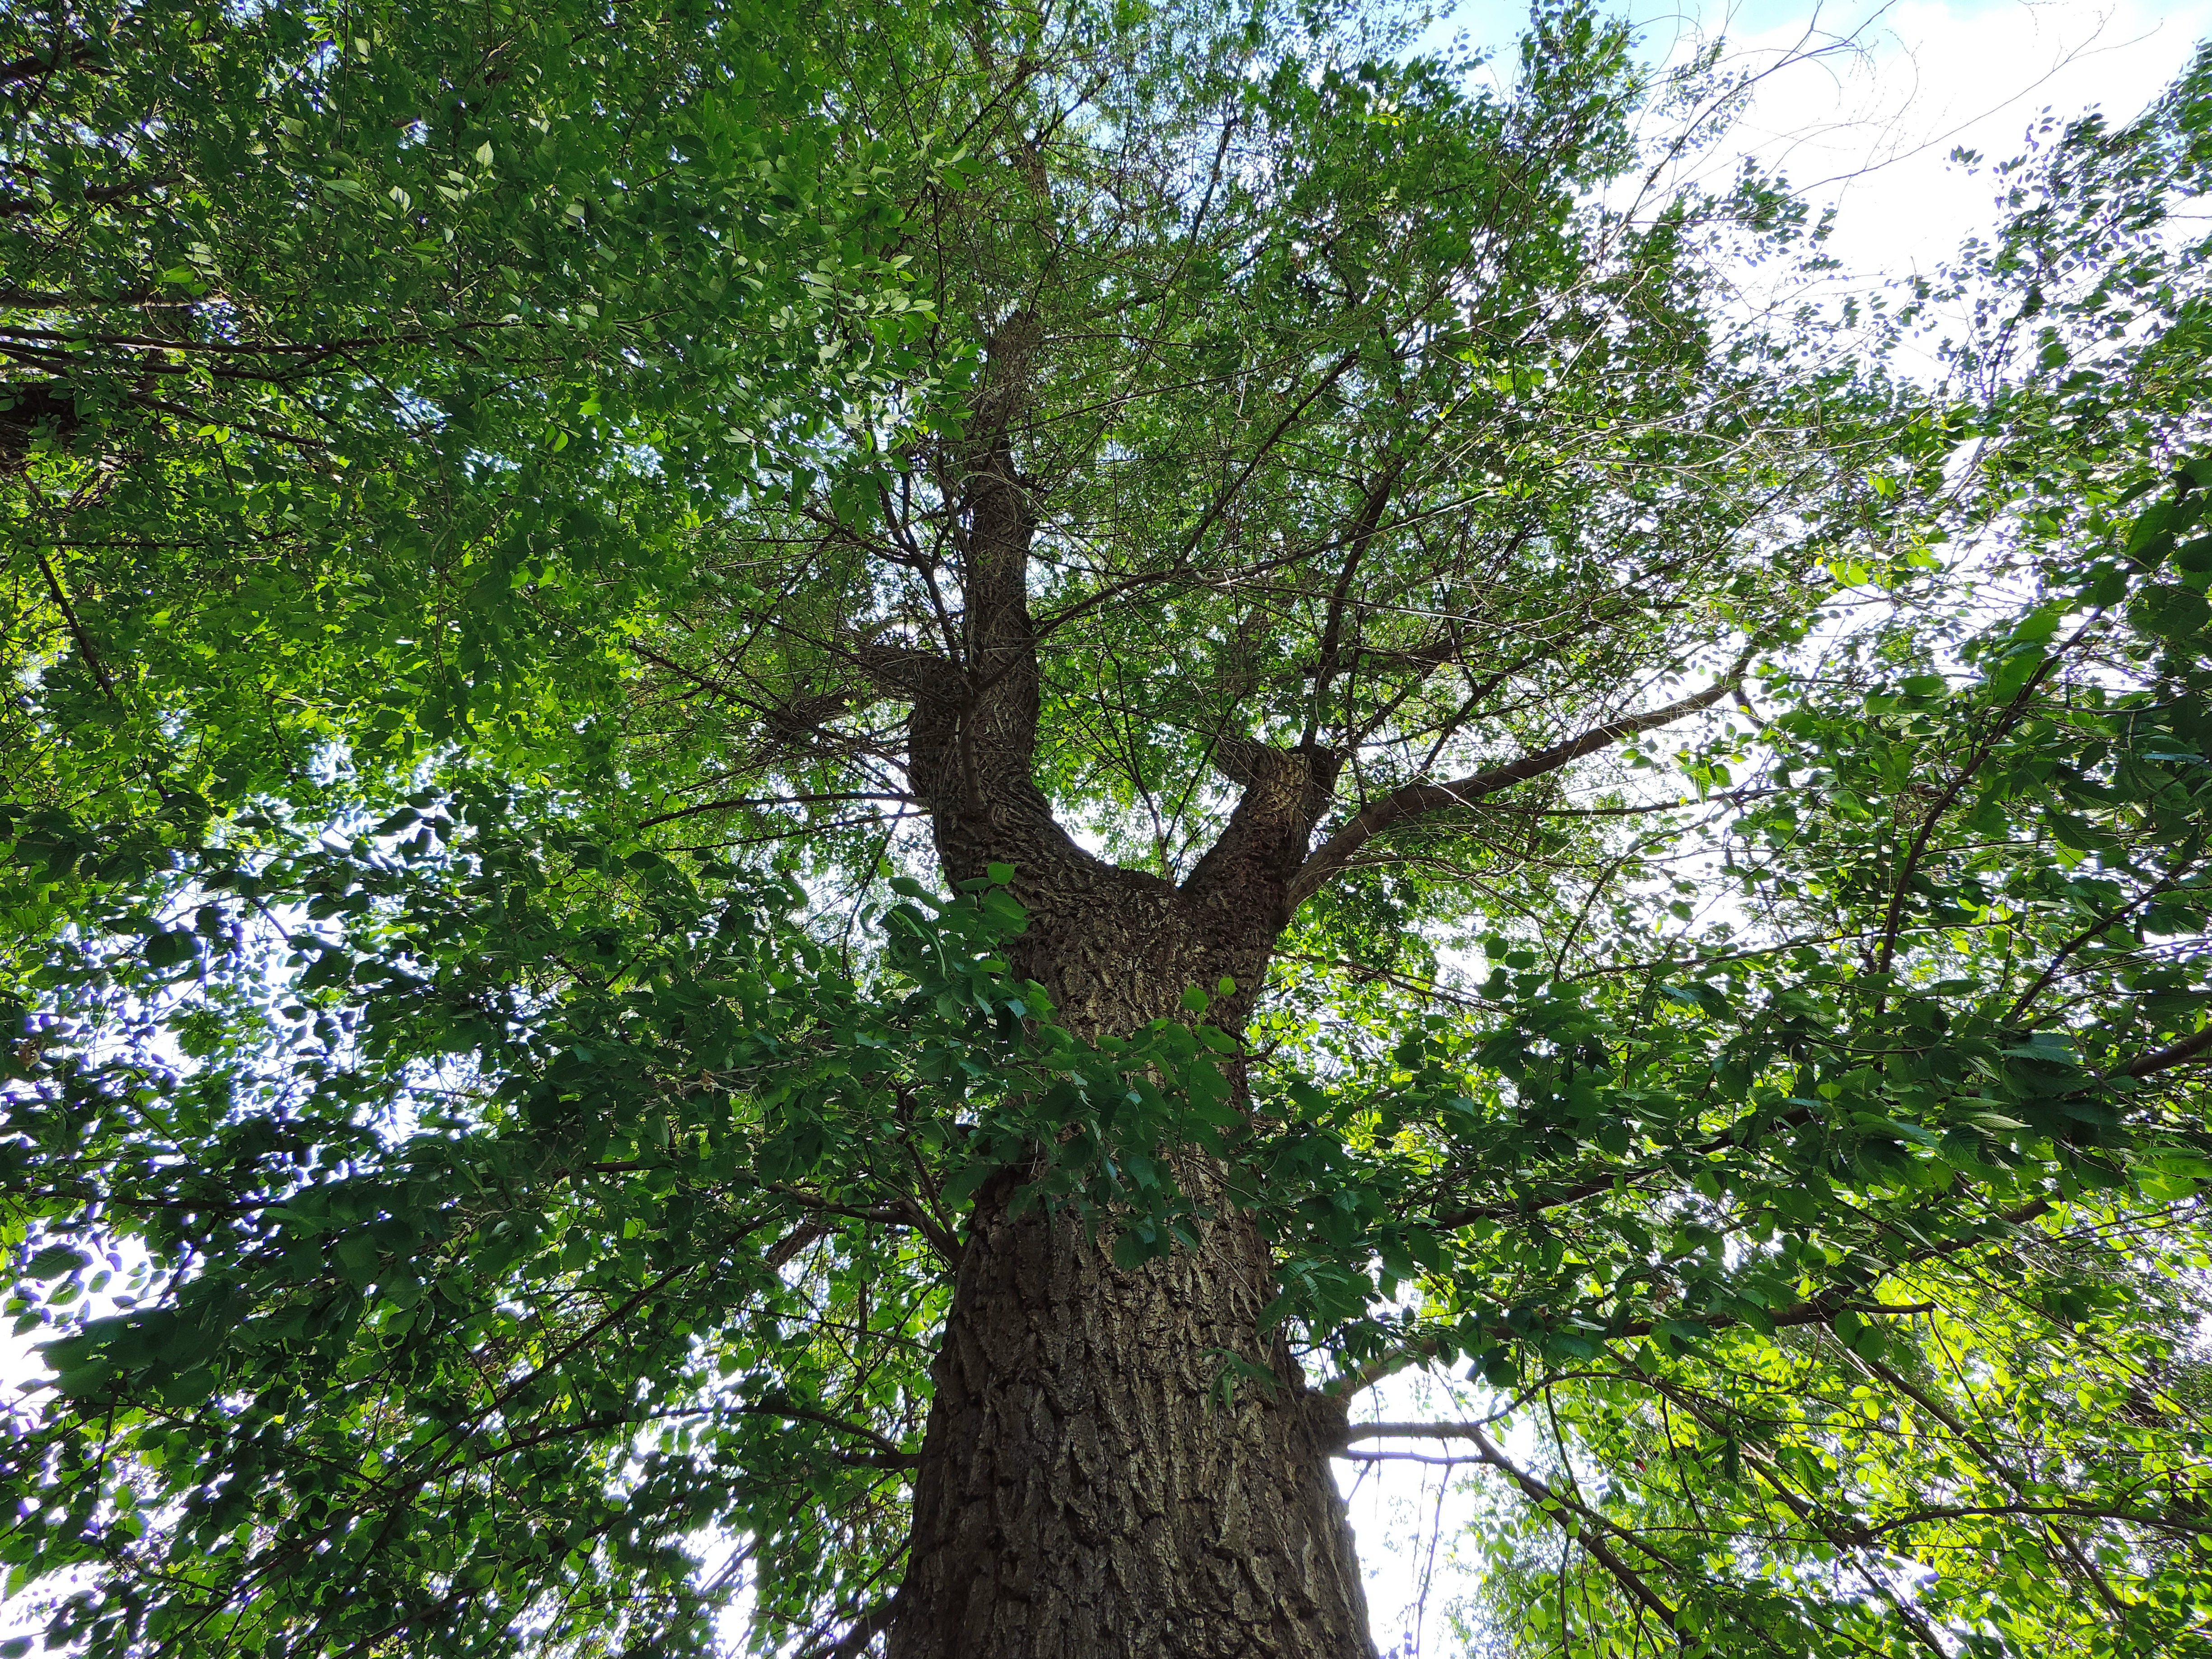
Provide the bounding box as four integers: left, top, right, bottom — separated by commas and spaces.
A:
143, 929, 196, 969
2131, 582, 2209, 639
1986, 645, 2047, 700
25, 1244, 89, 1279
335, 1235, 380, 1288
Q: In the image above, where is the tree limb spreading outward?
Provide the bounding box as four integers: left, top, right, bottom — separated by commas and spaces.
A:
1287, 670, 1743, 908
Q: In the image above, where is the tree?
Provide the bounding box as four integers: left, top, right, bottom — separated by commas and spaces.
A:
4, 3, 2211, 1657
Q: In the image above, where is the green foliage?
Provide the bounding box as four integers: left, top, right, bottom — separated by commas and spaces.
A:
1255, 465, 2212, 1654
0, 789, 1262, 1655
6, 7, 2212, 1659
637, 0, 1875, 893
0, 0, 926, 816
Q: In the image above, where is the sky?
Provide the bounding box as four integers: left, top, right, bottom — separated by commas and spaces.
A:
1434, 0, 2212, 285
1347, 1, 2212, 1650
6, 1, 2211, 1654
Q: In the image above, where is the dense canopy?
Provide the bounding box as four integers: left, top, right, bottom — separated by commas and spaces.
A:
4, 3, 2212, 1657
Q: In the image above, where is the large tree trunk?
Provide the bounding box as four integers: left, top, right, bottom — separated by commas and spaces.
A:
877, 360, 1373, 1655
885, 844, 1374, 1656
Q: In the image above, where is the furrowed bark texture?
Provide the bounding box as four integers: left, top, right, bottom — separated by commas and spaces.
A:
889, 1184, 1371, 1659
881, 355, 1376, 1657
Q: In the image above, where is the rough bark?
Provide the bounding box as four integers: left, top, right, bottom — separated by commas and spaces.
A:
880, 825, 1377, 1654
888, 1178, 1371, 1659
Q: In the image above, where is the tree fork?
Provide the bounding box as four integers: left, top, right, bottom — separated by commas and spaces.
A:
888, 719, 1374, 1654
869, 430, 1745, 1653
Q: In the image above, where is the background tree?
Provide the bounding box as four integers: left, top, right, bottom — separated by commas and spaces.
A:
4, 5, 2211, 1659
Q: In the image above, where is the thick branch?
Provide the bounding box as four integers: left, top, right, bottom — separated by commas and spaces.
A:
2121, 1022, 2212, 1078
1341, 1420, 1499, 1443
1, 171, 171, 214
851, 640, 964, 707
0, 39, 98, 87
1183, 741, 1342, 925
1288, 674, 1739, 908
889, 316, 1054, 860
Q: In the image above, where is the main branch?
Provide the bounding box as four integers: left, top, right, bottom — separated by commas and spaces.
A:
1286, 673, 1741, 909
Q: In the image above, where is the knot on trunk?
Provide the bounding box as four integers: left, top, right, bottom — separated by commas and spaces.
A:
1301, 1383, 1356, 1455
